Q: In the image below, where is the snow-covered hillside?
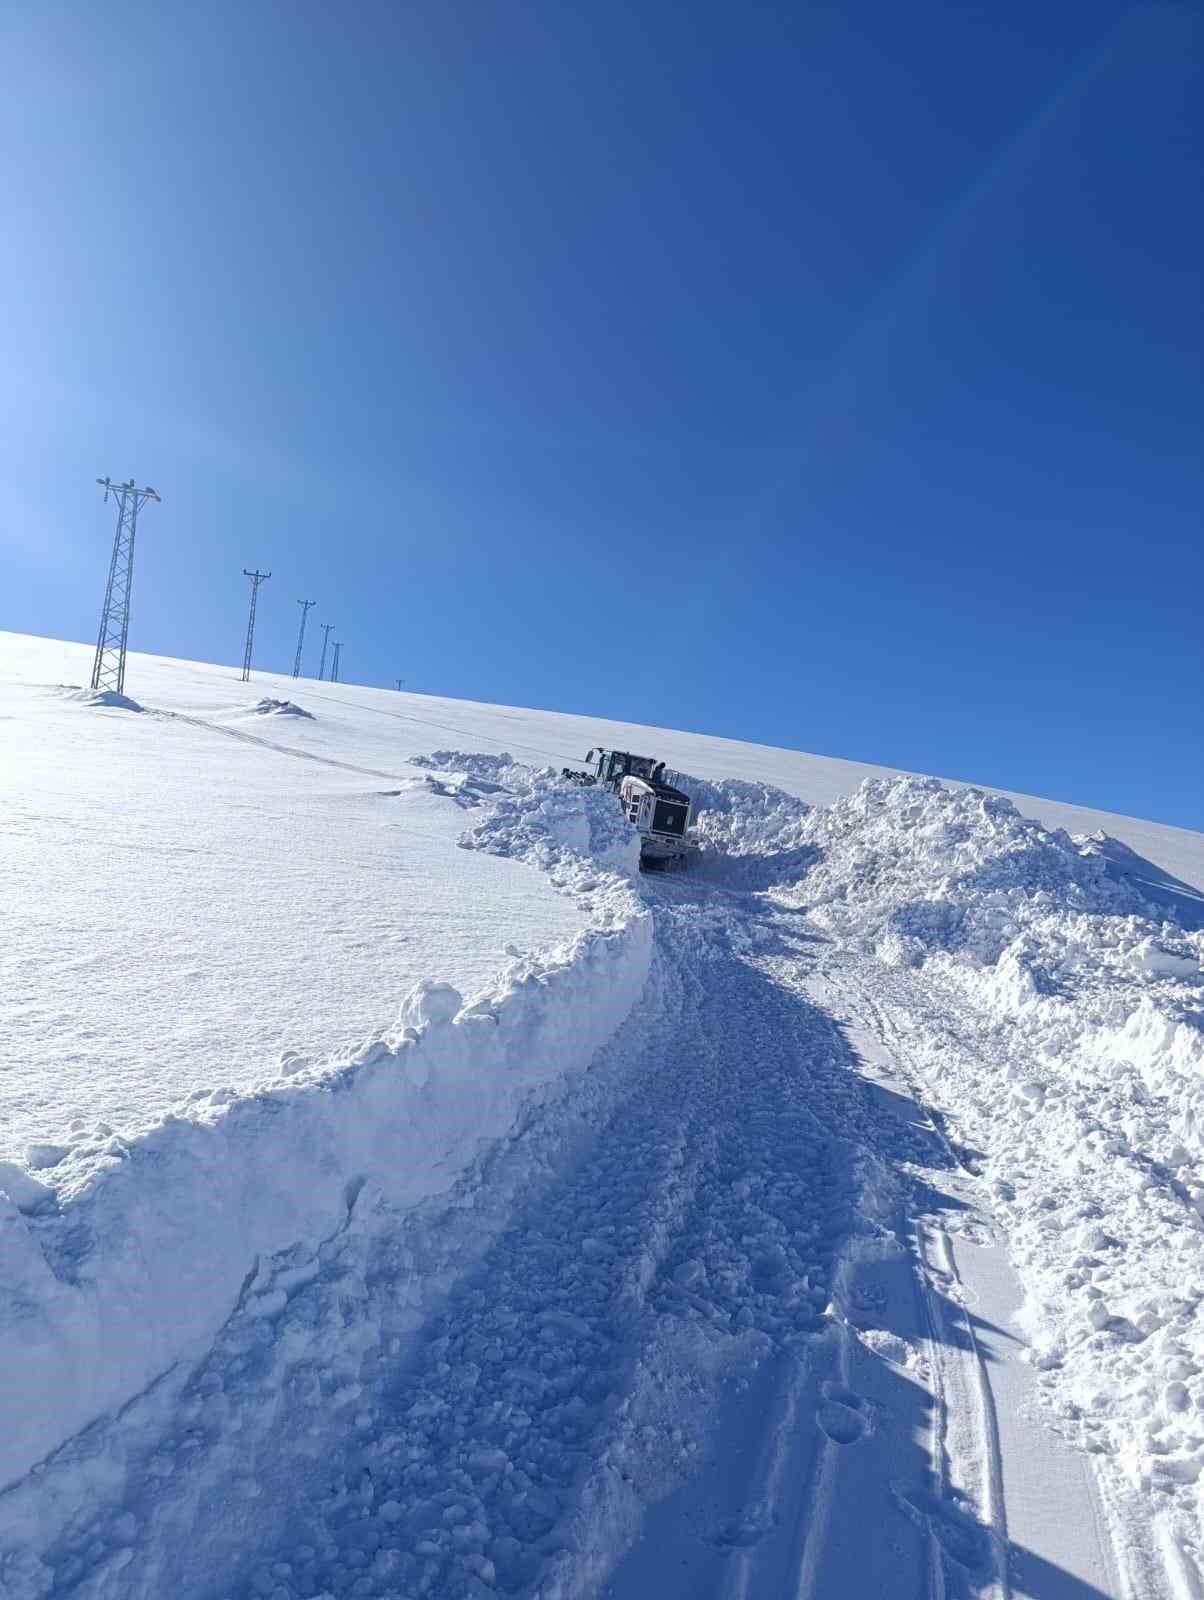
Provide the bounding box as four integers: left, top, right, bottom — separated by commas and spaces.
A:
0, 649, 588, 1159
3, 630, 1203, 1600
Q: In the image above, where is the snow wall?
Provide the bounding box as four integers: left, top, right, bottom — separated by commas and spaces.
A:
4, 753, 1202, 1503
0, 766, 651, 1490
792, 775, 1204, 1139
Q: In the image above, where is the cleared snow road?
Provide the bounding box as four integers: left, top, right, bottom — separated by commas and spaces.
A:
0, 872, 1142, 1599
5, 668, 1198, 1596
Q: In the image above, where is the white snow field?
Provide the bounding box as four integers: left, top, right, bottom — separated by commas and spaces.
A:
2, 629, 1203, 1600
0, 636, 590, 1159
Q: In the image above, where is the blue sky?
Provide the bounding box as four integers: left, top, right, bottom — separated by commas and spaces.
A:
2, 0, 1200, 829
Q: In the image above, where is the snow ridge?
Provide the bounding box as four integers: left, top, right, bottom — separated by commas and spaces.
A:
792, 776, 1204, 1142
664, 767, 812, 862
791, 774, 1204, 1561
0, 762, 651, 1493
6, 740, 1204, 1590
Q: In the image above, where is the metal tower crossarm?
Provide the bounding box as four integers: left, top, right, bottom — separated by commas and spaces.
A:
90, 477, 161, 696
241, 567, 271, 682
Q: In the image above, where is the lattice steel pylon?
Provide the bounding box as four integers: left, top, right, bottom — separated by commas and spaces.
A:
317, 622, 335, 681
241, 568, 271, 682
330, 641, 343, 683
90, 477, 161, 696
293, 599, 316, 678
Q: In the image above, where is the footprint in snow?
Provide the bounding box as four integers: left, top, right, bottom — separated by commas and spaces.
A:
817, 1381, 867, 1443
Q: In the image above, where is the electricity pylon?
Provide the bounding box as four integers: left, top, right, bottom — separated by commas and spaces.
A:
241, 568, 271, 682
293, 599, 316, 678
90, 477, 161, 696
330, 641, 343, 683
317, 623, 335, 681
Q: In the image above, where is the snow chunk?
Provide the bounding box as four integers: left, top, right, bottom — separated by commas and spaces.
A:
663, 768, 812, 879
25, 1143, 69, 1170
410, 750, 518, 781
0, 1162, 54, 1214
400, 980, 464, 1028
1127, 938, 1199, 980
250, 697, 313, 718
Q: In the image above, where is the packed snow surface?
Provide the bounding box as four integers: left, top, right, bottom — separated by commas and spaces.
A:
2, 630, 1204, 1599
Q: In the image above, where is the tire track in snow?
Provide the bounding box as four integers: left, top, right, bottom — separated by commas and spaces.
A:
852, 990, 1011, 1591
604, 901, 957, 1600
915, 1219, 1010, 1600
141, 704, 413, 782
5, 830, 1155, 1598
827, 960, 1139, 1600
819, 984, 1005, 1595
22, 896, 867, 1600
789, 1301, 881, 1600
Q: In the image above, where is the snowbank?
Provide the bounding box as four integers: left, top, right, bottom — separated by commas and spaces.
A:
415, 753, 814, 877
793, 776, 1204, 1513
796, 775, 1132, 950
407, 750, 645, 879
793, 777, 1204, 1125
664, 768, 811, 863
0, 761, 651, 1490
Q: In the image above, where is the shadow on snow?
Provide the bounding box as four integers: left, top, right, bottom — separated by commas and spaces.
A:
35, 881, 1119, 1600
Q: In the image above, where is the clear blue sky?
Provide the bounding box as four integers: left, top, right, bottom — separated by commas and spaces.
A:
2, 0, 1200, 829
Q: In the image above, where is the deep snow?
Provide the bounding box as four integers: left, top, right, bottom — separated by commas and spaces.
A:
0, 656, 585, 1159
3, 630, 1204, 1598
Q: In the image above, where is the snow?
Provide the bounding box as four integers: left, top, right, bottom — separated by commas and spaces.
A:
780, 776, 1204, 1587
0, 644, 587, 1159
0, 898, 650, 1501
2, 628, 1204, 1598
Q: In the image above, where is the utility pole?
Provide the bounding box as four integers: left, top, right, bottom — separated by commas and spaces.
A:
330, 641, 343, 683
293, 599, 316, 678
317, 623, 335, 681
241, 568, 271, 682
90, 477, 161, 696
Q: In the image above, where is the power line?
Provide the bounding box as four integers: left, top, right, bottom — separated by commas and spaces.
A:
90, 477, 161, 696
330, 641, 343, 683
317, 623, 335, 681
292, 599, 316, 679
240, 568, 271, 682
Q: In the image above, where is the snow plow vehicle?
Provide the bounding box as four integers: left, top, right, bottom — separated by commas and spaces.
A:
562, 748, 694, 868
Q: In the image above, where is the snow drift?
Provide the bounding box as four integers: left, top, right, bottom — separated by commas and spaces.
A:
790, 775, 1204, 1516
6, 730, 1203, 1567
59, 685, 144, 712
0, 770, 651, 1491
792, 775, 1204, 1130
